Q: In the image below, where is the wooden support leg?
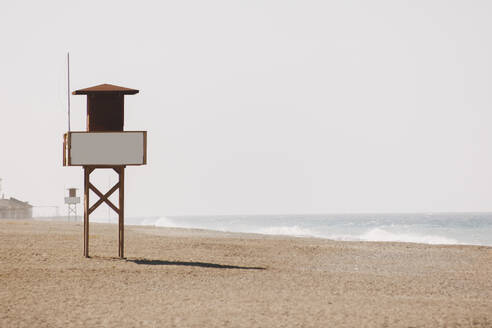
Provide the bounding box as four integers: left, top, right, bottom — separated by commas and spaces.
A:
118, 167, 125, 259
83, 167, 90, 258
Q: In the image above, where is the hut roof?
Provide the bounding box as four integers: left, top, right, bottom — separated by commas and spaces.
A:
72, 84, 139, 95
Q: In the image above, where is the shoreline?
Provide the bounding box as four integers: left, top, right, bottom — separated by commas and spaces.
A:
1, 219, 491, 327
31, 216, 492, 248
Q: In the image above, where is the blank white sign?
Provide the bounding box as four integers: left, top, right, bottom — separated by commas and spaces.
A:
68, 132, 146, 166
64, 197, 80, 204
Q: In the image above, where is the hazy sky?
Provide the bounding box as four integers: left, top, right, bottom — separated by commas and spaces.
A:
1, 0, 492, 216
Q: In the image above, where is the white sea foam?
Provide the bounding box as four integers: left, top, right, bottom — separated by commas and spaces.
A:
326, 234, 364, 242
358, 227, 458, 244
139, 217, 160, 226
154, 216, 183, 228
256, 225, 320, 238
254, 226, 459, 245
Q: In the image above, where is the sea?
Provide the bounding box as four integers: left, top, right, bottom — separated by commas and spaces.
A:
91, 213, 492, 247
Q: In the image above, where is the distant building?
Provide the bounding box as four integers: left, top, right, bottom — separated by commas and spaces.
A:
0, 197, 33, 219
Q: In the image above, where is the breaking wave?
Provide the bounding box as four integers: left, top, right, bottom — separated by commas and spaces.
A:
329, 227, 459, 245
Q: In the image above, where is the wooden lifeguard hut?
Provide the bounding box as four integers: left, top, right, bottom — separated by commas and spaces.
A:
63, 83, 147, 258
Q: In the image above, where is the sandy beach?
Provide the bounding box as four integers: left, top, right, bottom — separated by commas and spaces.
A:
1, 219, 491, 327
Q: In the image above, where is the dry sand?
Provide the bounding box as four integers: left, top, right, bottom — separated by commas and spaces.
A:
1, 219, 491, 327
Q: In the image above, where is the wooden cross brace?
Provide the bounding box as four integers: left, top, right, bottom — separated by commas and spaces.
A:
88, 181, 120, 215
68, 205, 77, 215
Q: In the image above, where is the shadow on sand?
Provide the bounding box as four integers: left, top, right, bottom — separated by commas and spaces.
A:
127, 259, 266, 270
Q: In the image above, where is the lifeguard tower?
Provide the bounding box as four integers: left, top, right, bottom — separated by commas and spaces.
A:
63, 83, 147, 258
64, 188, 80, 221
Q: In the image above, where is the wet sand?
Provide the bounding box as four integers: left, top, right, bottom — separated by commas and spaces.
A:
1, 219, 491, 327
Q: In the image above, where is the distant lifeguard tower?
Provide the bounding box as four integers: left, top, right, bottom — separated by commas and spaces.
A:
63, 84, 147, 258
64, 188, 80, 221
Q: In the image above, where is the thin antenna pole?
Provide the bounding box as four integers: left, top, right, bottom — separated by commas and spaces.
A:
67, 52, 71, 131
